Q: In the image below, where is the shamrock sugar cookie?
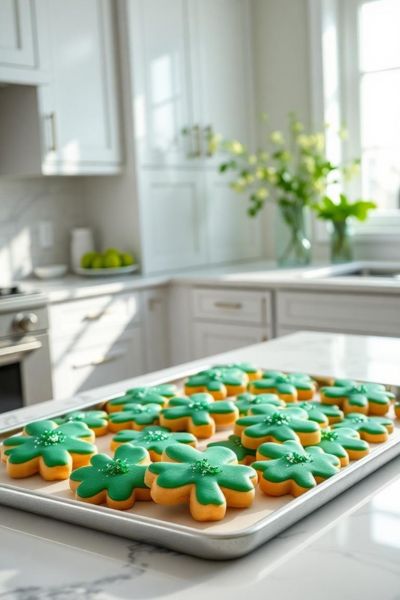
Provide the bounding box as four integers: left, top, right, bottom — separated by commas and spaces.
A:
1, 420, 96, 480
320, 380, 394, 416
307, 427, 369, 467
302, 401, 344, 425
70, 445, 151, 510
207, 434, 256, 465
145, 445, 257, 521
160, 393, 238, 438
235, 392, 285, 416
184, 367, 248, 400
296, 402, 329, 428
106, 384, 177, 413
55, 410, 109, 437
110, 426, 197, 460
248, 371, 316, 402
108, 403, 162, 433
212, 362, 263, 381
395, 402, 400, 419
253, 440, 340, 497
234, 404, 321, 449
333, 413, 393, 443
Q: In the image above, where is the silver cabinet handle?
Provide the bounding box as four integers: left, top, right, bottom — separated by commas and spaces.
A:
192, 124, 202, 157
45, 112, 57, 151
214, 301, 243, 310
72, 352, 124, 370
204, 124, 215, 156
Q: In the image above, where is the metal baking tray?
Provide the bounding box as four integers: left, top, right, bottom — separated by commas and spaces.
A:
0, 370, 400, 560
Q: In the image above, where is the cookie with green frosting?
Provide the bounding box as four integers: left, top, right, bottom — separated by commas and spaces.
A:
212, 362, 262, 380
1, 420, 97, 480
184, 367, 248, 399
106, 384, 177, 413
307, 427, 369, 466
321, 380, 394, 416
303, 401, 344, 425
145, 444, 257, 521
296, 402, 329, 428
70, 445, 151, 509
235, 392, 284, 416
395, 402, 400, 419
253, 440, 340, 497
235, 404, 321, 449
110, 426, 197, 460
160, 393, 238, 438
249, 371, 316, 402
108, 403, 162, 432
207, 434, 256, 465
55, 410, 109, 436
332, 413, 393, 443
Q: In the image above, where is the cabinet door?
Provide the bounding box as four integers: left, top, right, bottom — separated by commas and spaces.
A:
140, 169, 207, 272
142, 287, 170, 372
193, 322, 270, 360
0, 0, 35, 68
189, 0, 254, 153
128, 0, 194, 166
205, 171, 262, 263
40, 0, 121, 174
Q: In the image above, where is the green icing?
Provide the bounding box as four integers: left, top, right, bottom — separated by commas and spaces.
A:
148, 445, 256, 505
235, 393, 283, 415
322, 381, 392, 409
185, 367, 247, 392
108, 385, 174, 410
207, 435, 256, 462
55, 410, 108, 430
254, 371, 315, 394
112, 426, 196, 454
3, 420, 96, 467
309, 427, 369, 459
307, 401, 344, 421
253, 440, 339, 488
161, 394, 236, 428
297, 402, 329, 426
109, 403, 161, 427
333, 413, 392, 436
237, 405, 319, 442
70, 445, 149, 501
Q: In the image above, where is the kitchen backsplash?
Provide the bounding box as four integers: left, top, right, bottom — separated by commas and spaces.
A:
0, 178, 87, 283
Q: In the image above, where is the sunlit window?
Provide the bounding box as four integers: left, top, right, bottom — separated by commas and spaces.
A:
358, 0, 400, 210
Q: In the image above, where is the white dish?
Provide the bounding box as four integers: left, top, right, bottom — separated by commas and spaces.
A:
34, 264, 68, 280
75, 265, 139, 277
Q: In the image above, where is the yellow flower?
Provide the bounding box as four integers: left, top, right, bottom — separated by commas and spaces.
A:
291, 120, 304, 134
248, 154, 258, 165
258, 151, 270, 162
255, 187, 269, 201
230, 177, 247, 192
245, 174, 255, 185
226, 140, 245, 155
265, 167, 278, 184
302, 156, 316, 173
296, 134, 312, 149
270, 131, 284, 145
312, 179, 326, 194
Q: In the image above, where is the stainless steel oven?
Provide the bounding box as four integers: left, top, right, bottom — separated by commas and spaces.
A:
0, 288, 53, 413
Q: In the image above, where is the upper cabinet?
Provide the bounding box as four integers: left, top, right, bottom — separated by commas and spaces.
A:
128, 0, 254, 168
40, 0, 122, 175
0, 0, 49, 84
0, 0, 122, 176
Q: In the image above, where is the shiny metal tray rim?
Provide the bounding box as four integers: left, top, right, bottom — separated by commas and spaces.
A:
1, 372, 400, 559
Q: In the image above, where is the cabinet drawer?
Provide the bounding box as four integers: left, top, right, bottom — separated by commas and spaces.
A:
50, 292, 141, 339
192, 288, 271, 325
193, 322, 271, 360
51, 327, 145, 400
277, 291, 400, 336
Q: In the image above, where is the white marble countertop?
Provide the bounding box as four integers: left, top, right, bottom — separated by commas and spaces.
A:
21, 260, 400, 303
1, 332, 400, 598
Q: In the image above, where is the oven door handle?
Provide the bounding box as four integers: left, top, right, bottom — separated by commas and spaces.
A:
0, 337, 42, 366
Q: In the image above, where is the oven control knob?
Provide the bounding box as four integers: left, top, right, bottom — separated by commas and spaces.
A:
13, 312, 39, 333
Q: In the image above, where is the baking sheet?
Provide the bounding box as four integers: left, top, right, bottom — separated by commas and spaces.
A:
0, 374, 400, 559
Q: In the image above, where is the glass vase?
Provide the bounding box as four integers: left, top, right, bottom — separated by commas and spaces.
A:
276, 203, 311, 267
329, 220, 354, 263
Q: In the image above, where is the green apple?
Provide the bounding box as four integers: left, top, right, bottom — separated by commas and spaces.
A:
80, 252, 97, 269
103, 252, 122, 268
120, 252, 135, 266
91, 254, 105, 269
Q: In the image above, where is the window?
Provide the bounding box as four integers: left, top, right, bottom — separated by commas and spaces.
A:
341, 0, 400, 213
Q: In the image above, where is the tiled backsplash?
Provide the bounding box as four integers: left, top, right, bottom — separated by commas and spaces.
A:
0, 178, 87, 283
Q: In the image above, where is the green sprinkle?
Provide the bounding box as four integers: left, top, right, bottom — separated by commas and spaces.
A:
264, 413, 289, 426
142, 430, 170, 442
188, 400, 209, 411
321, 431, 338, 441
104, 458, 129, 476
34, 430, 66, 447
191, 459, 222, 476
285, 452, 312, 465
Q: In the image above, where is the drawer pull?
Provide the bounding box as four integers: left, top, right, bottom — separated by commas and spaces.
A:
83, 309, 112, 321
72, 352, 124, 369
214, 301, 243, 310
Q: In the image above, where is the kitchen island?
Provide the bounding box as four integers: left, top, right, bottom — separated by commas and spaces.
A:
1, 332, 400, 598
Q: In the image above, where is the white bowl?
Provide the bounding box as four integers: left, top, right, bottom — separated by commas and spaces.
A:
34, 264, 68, 280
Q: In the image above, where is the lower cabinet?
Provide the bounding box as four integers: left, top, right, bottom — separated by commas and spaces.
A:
193, 322, 270, 359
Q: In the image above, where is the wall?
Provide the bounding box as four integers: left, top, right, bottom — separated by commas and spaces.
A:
251, 0, 312, 260
0, 177, 86, 284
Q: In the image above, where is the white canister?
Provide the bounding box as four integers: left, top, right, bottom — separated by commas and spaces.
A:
70, 228, 95, 272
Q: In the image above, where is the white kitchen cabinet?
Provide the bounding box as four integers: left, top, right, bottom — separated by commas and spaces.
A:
40, 0, 121, 175
276, 291, 400, 337
140, 169, 207, 272
142, 287, 171, 372
193, 322, 270, 360
0, 0, 49, 84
